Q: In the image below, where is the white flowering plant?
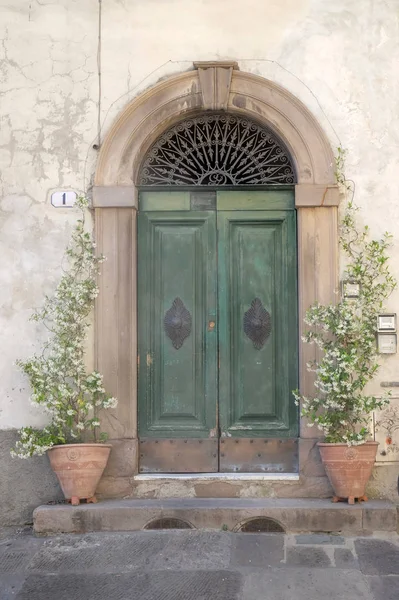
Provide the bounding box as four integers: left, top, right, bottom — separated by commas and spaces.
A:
11, 196, 117, 458
294, 149, 396, 446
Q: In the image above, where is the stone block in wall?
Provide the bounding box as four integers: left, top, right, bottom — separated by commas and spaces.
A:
0, 430, 62, 526
273, 476, 333, 499
96, 476, 134, 499
299, 438, 326, 478
366, 464, 399, 503
194, 481, 242, 498
102, 439, 138, 478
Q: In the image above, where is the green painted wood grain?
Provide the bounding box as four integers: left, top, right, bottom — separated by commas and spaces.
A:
218, 206, 298, 438
138, 209, 217, 438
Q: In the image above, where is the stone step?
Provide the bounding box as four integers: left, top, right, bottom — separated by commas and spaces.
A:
33, 498, 398, 535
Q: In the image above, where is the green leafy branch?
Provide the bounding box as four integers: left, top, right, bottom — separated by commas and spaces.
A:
294, 149, 396, 445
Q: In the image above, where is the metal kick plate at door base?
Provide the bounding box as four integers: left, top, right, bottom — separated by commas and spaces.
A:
219, 438, 299, 473
139, 438, 218, 473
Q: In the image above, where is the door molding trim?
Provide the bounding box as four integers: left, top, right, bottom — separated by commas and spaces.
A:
93, 65, 339, 490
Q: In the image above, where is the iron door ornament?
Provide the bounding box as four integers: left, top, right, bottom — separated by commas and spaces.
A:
243, 298, 271, 350
164, 297, 192, 350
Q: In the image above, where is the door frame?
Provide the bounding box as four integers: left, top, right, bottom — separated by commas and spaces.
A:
92, 64, 339, 489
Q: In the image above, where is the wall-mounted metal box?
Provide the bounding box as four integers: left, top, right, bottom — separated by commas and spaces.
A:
377, 314, 396, 332
341, 280, 360, 299
377, 333, 397, 354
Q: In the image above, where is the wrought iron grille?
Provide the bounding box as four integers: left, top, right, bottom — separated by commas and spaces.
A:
138, 113, 296, 186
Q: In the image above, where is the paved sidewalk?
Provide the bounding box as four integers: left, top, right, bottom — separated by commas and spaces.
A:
1, 528, 398, 599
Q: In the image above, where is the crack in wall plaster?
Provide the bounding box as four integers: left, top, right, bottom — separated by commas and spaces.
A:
0, 0, 99, 429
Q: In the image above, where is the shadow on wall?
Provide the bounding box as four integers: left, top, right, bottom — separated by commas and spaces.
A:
1, 430, 62, 527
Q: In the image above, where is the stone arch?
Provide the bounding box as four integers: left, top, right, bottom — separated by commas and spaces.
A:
93, 63, 339, 496
95, 65, 336, 199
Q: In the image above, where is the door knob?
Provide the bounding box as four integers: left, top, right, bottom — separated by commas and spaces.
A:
208, 321, 215, 330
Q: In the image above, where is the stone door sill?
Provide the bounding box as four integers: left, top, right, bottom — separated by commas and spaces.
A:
135, 473, 300, 481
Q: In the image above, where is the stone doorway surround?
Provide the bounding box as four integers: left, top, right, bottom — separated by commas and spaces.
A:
92, 62, 339, 499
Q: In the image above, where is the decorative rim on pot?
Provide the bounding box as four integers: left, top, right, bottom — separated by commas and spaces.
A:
317, 441, 378, 447
48, 443, 113, 451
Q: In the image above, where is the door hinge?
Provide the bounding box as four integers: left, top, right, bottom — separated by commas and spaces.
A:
137, 355, 140, 367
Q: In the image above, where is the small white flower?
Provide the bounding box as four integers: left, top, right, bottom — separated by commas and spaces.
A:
103, 397, 118, 409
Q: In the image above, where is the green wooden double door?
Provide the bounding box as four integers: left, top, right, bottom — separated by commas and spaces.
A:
138, 190, 298, 473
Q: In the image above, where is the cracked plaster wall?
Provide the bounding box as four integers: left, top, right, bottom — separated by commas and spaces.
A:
1, 0, 399, 520
1, 0, 99, 430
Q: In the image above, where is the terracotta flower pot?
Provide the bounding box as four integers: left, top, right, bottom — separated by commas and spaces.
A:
317, 441, 378, 504
47, 443, 112, 505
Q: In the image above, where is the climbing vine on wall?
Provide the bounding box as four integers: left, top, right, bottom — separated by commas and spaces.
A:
294, 148, 396, 445
11, 197, 117, 458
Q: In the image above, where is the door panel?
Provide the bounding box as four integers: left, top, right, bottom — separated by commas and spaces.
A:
217, 189, 294, 211
218, 209, 298, 441
140, 191, 191, 211
138, 211, 217, 446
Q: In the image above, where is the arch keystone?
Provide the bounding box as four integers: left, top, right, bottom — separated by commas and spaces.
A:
194, 61, 239, 111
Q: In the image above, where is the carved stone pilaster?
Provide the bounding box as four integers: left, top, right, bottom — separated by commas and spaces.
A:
194, 61, 239, 110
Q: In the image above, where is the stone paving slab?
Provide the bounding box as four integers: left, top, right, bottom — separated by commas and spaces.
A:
285, 546, 332, 567
27, 532, 170, 573
354, 539, 399, 575
229, 532, 284, 567
0, 535, 44, 575
242, 568, 374, 600
368, 575, 399, 600
334, 547, 359, 569
0, 574, 26, 600
25, 531, 232, 573
16, 571, 244, 600
0, 529, 398, 599
295, 534, 345, 545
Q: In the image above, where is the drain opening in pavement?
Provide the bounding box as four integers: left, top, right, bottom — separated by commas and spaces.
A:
144, 517, 194, 530
239, 517, 285, 533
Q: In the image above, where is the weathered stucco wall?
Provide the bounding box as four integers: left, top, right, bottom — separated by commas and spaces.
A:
1, 0, 99, 430
1, 0, 399, 523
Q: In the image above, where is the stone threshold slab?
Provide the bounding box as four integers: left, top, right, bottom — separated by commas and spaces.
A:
33, 498, 397, 536
134, 473, 300, 481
